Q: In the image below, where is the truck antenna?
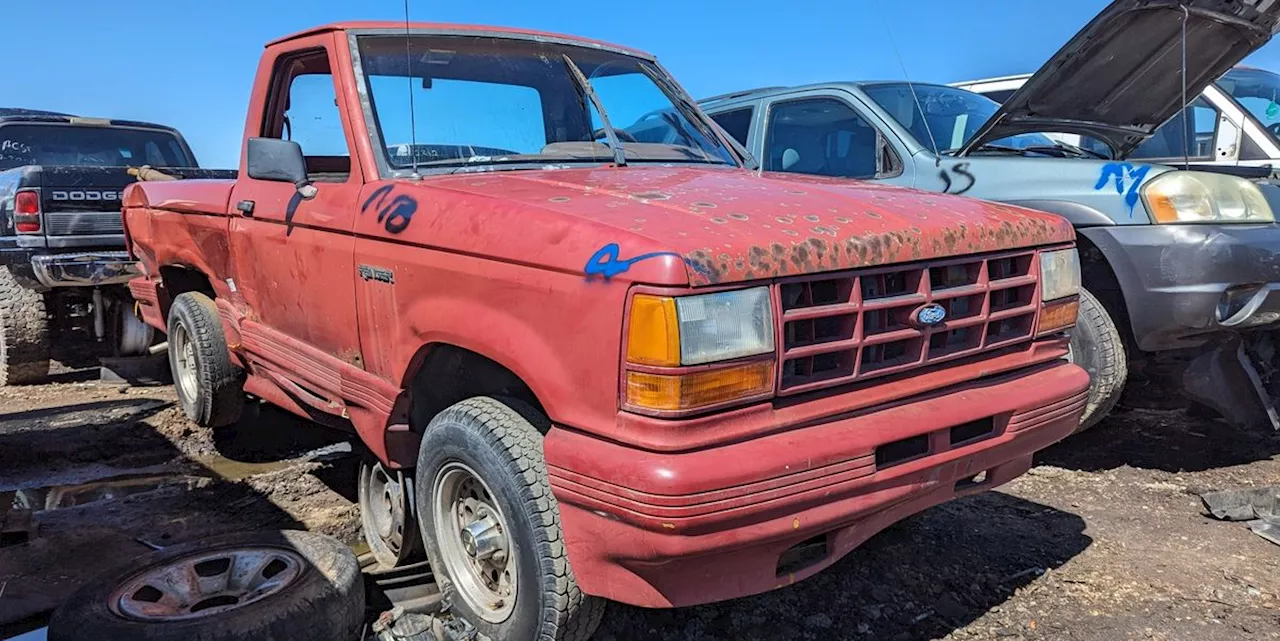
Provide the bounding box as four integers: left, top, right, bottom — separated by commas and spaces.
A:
404, 0, 420, 178
876, 0, 941, 167
1180, 3, 1191, 170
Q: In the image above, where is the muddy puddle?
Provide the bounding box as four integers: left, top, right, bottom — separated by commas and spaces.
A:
6, 442, 354, 515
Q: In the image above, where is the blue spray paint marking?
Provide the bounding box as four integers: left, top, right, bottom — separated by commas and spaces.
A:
584, 243, 709, 279
1094, 162, 1152, 216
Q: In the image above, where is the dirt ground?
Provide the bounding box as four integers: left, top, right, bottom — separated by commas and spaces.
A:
2, 371, 1280, 640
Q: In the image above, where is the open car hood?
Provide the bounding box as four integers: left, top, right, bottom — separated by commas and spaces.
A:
959, 0, 1280, 158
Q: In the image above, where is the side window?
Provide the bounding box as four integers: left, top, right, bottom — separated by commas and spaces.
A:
710, 107, 754, 146
764, 97, 888, 180
263, 50, 351, 180
1130, 99, 1219, 161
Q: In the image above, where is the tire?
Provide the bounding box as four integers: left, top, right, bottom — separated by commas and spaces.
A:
0, 266, 49, 385
359, 456, 423, 569
167, 291, 244, 427
1068, 288, 1128, 434
47, 530, 364, 641
415, 397, 604, 641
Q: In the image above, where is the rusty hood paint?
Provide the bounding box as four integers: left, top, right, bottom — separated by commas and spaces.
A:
423, 166, 1074, 286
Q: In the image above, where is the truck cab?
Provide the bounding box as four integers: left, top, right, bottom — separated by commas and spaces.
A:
120, 22, 1087, 641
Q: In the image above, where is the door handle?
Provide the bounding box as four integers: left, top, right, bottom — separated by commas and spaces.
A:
236, 200, 255, 217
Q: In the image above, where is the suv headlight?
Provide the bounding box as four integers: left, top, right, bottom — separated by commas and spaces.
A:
1038, 248, 1081, 337
1142, 171, 1274, 223
624, 287, 775, 414
1039, 248, 1081, 302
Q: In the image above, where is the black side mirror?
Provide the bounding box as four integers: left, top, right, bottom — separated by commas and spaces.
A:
246, 138, 317, 199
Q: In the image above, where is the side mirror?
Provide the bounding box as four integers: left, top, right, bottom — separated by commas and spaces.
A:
246, 138, 317, 199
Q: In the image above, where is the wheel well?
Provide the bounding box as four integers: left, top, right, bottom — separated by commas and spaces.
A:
159, 266, 215, 299
405, 344, 546, 433
1077, 234, 1138, 352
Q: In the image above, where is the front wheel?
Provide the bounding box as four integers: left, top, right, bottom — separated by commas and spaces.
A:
1068, 288, 1129, 434
415, 397, 603, 641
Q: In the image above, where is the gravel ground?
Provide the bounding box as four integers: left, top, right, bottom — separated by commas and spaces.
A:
2, 375, 1280, 640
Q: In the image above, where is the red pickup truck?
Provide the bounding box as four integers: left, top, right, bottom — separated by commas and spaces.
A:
121, 22, 1089, 641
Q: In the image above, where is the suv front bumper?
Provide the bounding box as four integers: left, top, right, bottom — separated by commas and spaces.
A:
546, 351, 1088, 608
1080, 223, 1280, 352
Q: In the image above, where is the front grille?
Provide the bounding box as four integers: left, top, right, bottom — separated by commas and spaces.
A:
778, 249, 1040, 395
43, 211, 124, 236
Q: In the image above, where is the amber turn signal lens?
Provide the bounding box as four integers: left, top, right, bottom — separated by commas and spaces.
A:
626, 361, 774, 413
1038, 297, 1080, 336
627, 295, 680, 366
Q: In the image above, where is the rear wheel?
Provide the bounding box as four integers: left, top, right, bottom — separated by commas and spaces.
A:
1068, 288, 1128, 434
0, 266, 50, 385
167, 292, 244, 427
415, 397, 604, 641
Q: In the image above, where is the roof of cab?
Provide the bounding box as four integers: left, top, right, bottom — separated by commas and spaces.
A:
699, 80, 943, 107
0, 109, 182, 133
266, 21, 652, 59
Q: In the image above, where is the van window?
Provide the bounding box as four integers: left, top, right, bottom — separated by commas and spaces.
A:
710, 108, 754, 146
1130, 99, 1219, 160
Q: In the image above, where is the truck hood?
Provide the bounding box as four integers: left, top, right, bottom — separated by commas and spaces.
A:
425, 166, 1074, 286
960, 0, 1280, 159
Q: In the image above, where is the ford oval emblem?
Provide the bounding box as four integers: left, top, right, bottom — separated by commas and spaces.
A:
913, 303, 947, 327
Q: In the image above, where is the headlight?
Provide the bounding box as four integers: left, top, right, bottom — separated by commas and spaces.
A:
627, 287, 774, 366
1039, 248, 1081, 302
625, 287, 775, 415
1141, 171, 1274, 223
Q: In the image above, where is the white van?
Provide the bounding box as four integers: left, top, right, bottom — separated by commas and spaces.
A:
953, 67, 1280, 172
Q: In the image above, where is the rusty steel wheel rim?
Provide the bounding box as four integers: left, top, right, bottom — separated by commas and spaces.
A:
361, 459, 411, 564
109, 547, 304, 621
433, 461, 517, 623
171, 320, 199, 403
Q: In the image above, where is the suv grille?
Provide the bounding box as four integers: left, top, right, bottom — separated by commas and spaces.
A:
778, 249, 1040, 395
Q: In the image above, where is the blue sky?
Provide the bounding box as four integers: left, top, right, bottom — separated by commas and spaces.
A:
11, 0, 1280, 168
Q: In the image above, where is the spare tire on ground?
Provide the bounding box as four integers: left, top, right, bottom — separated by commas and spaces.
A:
47, 530, 365, 641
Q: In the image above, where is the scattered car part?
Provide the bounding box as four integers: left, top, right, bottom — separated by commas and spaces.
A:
1199, 485, 1280, 546
363, 558, 443, 616
46, 530, 365, 641
373, 606, 447, 641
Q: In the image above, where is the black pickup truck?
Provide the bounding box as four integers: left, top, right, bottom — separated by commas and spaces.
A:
0, 108, 234, 384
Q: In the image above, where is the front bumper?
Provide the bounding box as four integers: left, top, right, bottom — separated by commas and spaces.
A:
546, 358, 1088, 608
1080, 223, 1280, 352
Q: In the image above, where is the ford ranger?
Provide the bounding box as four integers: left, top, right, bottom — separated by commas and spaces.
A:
120, 22, 1088, 641
702, 0, 1280, 433
0, 108, 233, 383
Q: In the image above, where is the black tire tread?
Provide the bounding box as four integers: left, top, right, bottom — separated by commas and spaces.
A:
1073, 288, 1128, 434
0, 266, 49, 385
430, 397, 604, 641
168, 292, 244, 427
47, 529, 364, 641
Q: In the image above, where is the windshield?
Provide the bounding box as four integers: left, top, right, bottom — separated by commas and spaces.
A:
861, 83, 1055, 153
1218, 67, 1280, 142
0, 124, 194, 171
355, 35, 738, 173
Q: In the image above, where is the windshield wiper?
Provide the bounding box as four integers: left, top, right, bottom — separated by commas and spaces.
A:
1024, 142, 1109, 160
562, 54, 626, 167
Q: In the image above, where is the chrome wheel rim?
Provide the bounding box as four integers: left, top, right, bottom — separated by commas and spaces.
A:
360, 460, 412, 565
171, 321, 198, 403
109, 547, 303, 621
433, 462, 516, 623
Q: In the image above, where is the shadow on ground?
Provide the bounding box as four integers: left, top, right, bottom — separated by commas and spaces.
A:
1035, 404, 1280, 474
599, 491, 1091, 641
